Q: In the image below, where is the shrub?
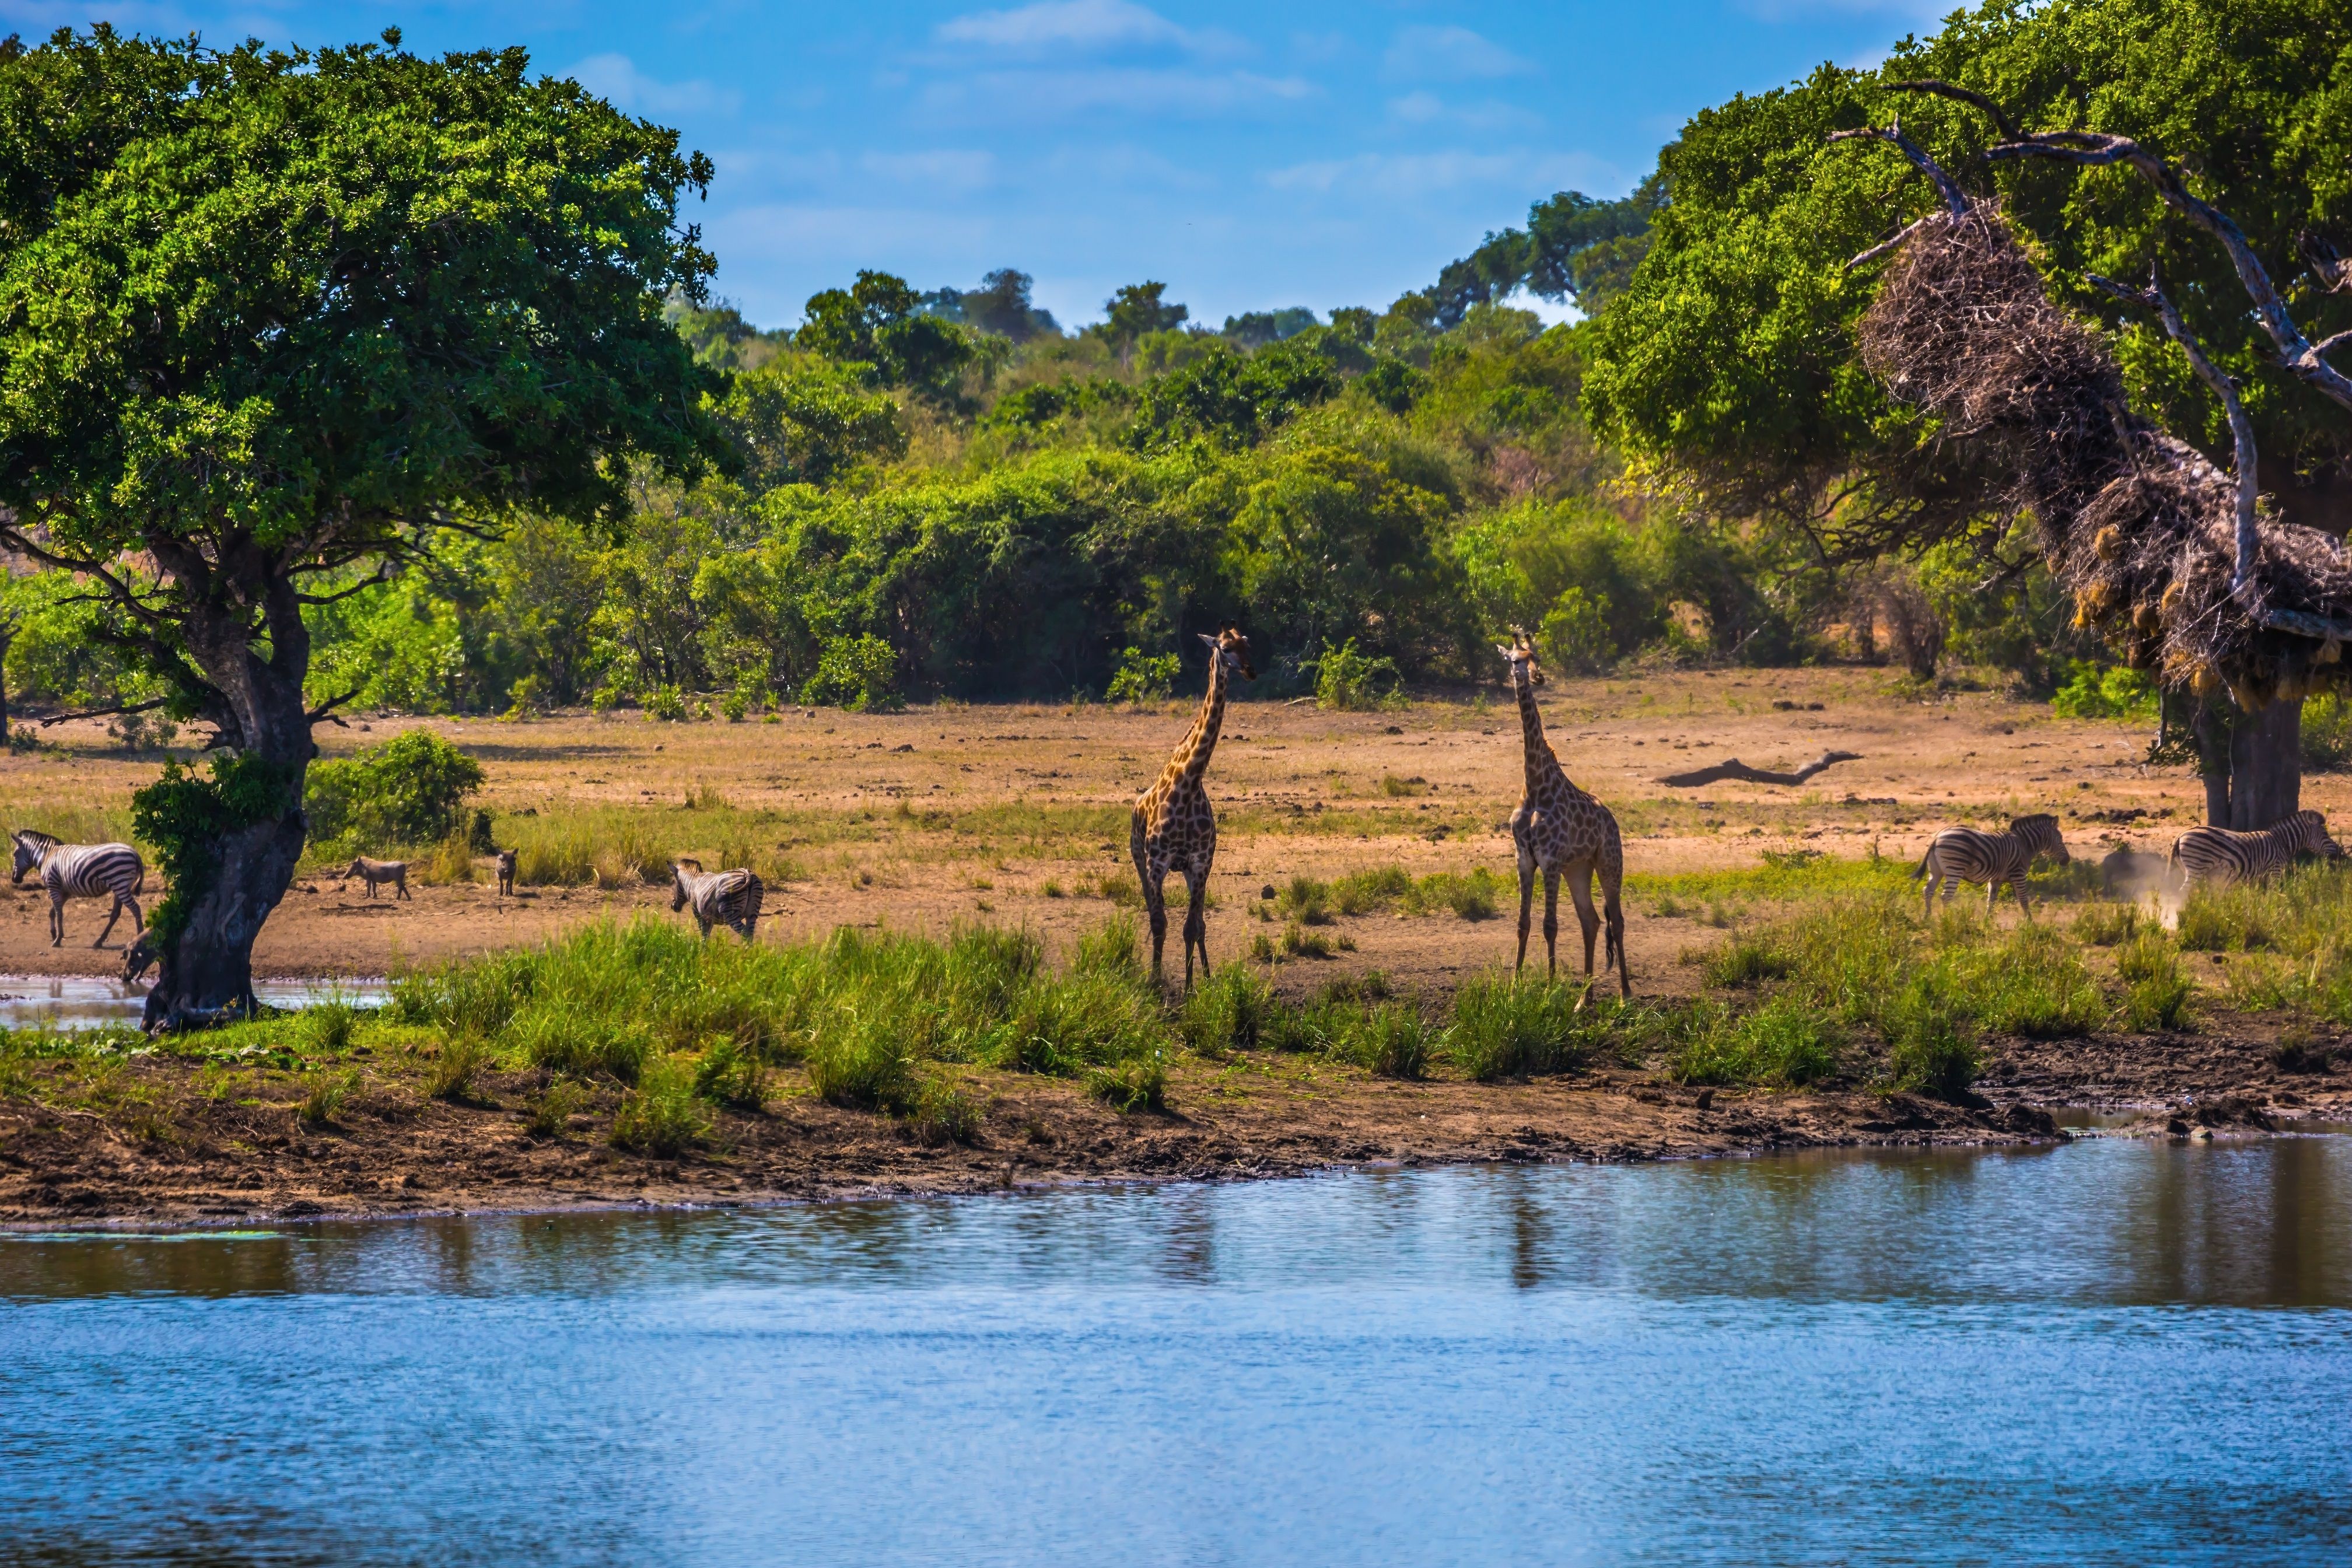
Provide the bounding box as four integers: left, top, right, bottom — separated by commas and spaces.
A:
1884, 992, 1980, 1101
298, 1069, 358, 1128
801, 634, 902, 712
524, 1079, 585, 1139
609, 1056, 710, 1156
1105, 646, 1179, 704
1180, 967, 1280, 1055
909, 1074, 981, 1144
306, 730, 486, 852
643, 684, 688, 722
425, 1035, 492, 1102
807, 1013, 921, 1111
2050, 661, 2157, 722
1085, 1052, 1167, 1112
1311, 638, 1401, 710
1277, 875, 1335, 925
2304, 692, 2352, 771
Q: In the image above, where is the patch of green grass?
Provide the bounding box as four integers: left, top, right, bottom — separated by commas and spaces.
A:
425, 1035, 493, 1103
1444, 974, 1612, 1082
524, 1079, 586, 1139
908, 1073, 982, 1143
1671, 995, 1840, 1087
692, 1038, 769, 1111
1326, 864, 1502, 921
298, 1069, 359, 1129
2115, 932, 2194, 1031
609, 1056, 710, 1155
1277, 876, 1335, 925
2071, 902, 2143, 946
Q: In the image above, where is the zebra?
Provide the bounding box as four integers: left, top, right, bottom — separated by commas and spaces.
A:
2169, 810, 2346, 890
339, 856, 412, 900
1912, 814, 2070, 920
671, 859, 762, 942
10, 830, 146, 949
495, 848, 517, 897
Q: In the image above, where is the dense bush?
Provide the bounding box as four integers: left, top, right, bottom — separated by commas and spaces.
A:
306, 731, 485, 852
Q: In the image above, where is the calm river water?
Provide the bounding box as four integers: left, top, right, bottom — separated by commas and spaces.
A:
5, 1136, 2351, 1566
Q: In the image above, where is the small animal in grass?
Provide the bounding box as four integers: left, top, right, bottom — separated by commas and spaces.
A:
2169, 810, 2346, 891
671, 858, 763, 941
10, 829, 146, 949
1130, 625, 1255, 990
1913, 814, 2070, 919
495, 848, 517, 897
1497, 631, 1629, 996
339, 856, 412, 901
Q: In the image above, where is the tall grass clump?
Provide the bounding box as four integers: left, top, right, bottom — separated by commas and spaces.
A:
1672, 996, 1839, 1087
2115, 932, 2194, 1031
609, 1056, 710, 1155
1325, 864, 1502, 921
1444, 974, 1605, 1081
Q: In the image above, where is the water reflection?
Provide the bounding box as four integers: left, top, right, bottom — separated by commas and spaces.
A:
0, 974, 389, 1031
6, 1142, 2351, 1567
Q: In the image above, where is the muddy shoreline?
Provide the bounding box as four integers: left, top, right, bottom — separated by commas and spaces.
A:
6, 1033, 2346, 1227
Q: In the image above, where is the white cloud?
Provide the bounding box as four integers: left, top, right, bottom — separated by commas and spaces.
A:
1265, 149, 1615, 200
923, 66, 1312, 120
568, 53, 741, 118
1384, 92, 1543, 133
859, 149, 999, 192
935, 0, 1236, 57
1382, 26, 1534, 83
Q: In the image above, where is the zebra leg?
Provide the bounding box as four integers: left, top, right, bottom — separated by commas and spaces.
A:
2013, 876, 2034, 919
127, 897, 143, 933
48, 890, 62, 948
93, 898, 124, 950
1920, 855, 1937, 922
1542, 867, 1562, 980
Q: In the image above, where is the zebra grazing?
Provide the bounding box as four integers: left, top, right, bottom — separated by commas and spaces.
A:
10, 830, 146, 949
340, 856, 412, 900
2170, 810, 2346, 890
1913, 814, 2070, 920
671, 859, 762, 942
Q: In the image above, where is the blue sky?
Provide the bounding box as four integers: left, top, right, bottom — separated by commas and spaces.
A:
2, 0, 1947, 330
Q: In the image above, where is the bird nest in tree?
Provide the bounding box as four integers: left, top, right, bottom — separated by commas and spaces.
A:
1858, 206, 2352, 709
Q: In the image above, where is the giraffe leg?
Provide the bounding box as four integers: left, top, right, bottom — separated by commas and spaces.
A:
1567, 866, 1601, 979
1600, 859, 1630, 999
1183, 864, 1210, 991
1542, 866, 1562, 980
1144, 870, 1170, 985
1515, 847, 1536, 972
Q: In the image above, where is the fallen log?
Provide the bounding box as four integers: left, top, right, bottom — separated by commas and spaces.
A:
1658, 750, 1863, 788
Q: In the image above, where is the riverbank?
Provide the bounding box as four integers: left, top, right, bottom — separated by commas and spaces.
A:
5, 1033, 2343, 1225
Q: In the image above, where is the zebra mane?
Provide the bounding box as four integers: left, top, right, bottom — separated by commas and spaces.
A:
13, 828, 58, 852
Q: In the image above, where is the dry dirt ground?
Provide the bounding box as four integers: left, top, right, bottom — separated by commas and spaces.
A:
3, 666, 2347, 1226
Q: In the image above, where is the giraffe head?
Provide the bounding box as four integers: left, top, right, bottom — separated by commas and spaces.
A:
1199, 625, 1256, 682
1496, 627, 1545, 687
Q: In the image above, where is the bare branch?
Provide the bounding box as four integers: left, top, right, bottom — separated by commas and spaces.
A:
1989, 131, 2352, 413
1828, 123, 1971, 218
295, 567, 391, 607
1884, 78, 2021, 141
1847, 216, 1931, 271
2315, 329, 2352, 361
2090, 268, 2262, 594
2302, 231, 2352, 296
38, 696, 167, 730
305, 688, 363, 724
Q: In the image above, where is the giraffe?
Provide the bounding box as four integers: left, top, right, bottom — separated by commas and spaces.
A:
1132, 625, 1255, 989
1500, 629, 1630, 996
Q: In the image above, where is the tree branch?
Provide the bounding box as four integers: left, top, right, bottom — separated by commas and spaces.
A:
2090, 268, 2261, 594
306, 688, 362, 725
1884, 78, 2021, 141
1827, 123, 1971, 218
1847, 216, 1931, 271
38, 696, 167, 729
1658, 750, 1864, 788
1985, 131, 2352, 414
295, 567, 391, 606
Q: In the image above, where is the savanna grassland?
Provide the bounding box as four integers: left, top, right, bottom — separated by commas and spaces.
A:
4, 669, 2348, 1224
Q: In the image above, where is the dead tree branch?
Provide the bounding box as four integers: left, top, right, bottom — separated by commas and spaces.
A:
38, 696, 167, 729
1885, 78, 2022, 141
1658, 751, 1864, 788
1828, 123, 1971, 220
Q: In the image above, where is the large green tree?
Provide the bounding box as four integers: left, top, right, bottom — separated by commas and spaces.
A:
0, 27, 724, 1024
1581, 0, 2352, 820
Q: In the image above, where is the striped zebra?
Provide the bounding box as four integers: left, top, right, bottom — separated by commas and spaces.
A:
1913, 814, 2070, 920
339, 857, 412, 900
671, 859, 762, 942
2169, 810, 2345, 890
10, 830, 146, 949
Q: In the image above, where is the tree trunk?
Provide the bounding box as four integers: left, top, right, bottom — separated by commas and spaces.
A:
2227, 697, 2303, 831
139, 564, 315, 1031
2195, 697, 2234, 827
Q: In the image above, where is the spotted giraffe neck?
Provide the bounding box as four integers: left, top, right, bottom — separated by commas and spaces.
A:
1511, 663, 1560, 798
1177, 654, 1232, 782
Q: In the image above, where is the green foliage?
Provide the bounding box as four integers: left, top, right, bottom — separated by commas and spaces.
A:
797, 270, 975, 402
610, 1056, 712, 1156
306, 731, 485, 852
800, 634, 902, 712
2116, 933, 2195, 1031
1096, 281, 1190, 349
692, 1038, 768, 1111
1311, 638, 1402, 711
1672, 995, 1839, 1087
1105, 647, 1178, 704
132, 754, 300, 947
1444, 975, 1609, 1080
2304, 693, 2352, 771
2051, 662, 2158, 722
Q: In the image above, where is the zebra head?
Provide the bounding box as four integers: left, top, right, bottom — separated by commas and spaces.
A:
10, 830, 56, 885
2011, 814, 2069, 865
671, 859, 703, 912
2284, 810, 2344, 858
